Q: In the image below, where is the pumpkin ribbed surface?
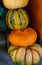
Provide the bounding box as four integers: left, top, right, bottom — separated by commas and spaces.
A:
6, 9, 29, 30
8, 44, 42, 65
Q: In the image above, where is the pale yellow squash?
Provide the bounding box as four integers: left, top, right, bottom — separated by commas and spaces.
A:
3, 0, 29, 9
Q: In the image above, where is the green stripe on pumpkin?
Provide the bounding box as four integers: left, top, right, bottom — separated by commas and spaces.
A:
8, 10, 14, 29
18, 10, 26, 28
6, 10, 10, 28
10, 11, 15, 29
19, 9, 29, 28
18, 11, 23, 29
14, 10, 20, 29
19, 9, 26, 21
6, 10, 13, 29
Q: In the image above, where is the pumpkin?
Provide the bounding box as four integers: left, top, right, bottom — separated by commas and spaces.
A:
3, 0, 29, 9
0, 33, 7, 49
8, 44, 42, 65
6, 9, 29, 30
8, 27, 37, 46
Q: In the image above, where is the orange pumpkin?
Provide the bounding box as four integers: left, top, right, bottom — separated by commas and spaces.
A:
8, 27, 37, 46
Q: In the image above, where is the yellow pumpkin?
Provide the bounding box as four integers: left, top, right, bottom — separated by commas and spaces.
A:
3, 0, 29, 9
8, 44, 42, 65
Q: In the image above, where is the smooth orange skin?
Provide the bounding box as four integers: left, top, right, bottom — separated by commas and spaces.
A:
8, 27, 37, 46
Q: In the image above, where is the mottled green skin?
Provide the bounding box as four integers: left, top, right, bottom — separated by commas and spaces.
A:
6, 9, 29, 30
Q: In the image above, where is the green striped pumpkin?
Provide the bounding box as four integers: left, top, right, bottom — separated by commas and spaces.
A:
6, 9, 29, 30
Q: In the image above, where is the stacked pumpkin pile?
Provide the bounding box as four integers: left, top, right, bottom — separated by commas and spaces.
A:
1, 0, 42, 65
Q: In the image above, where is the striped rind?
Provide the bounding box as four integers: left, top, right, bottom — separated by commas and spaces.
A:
6, 9, 29, 30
